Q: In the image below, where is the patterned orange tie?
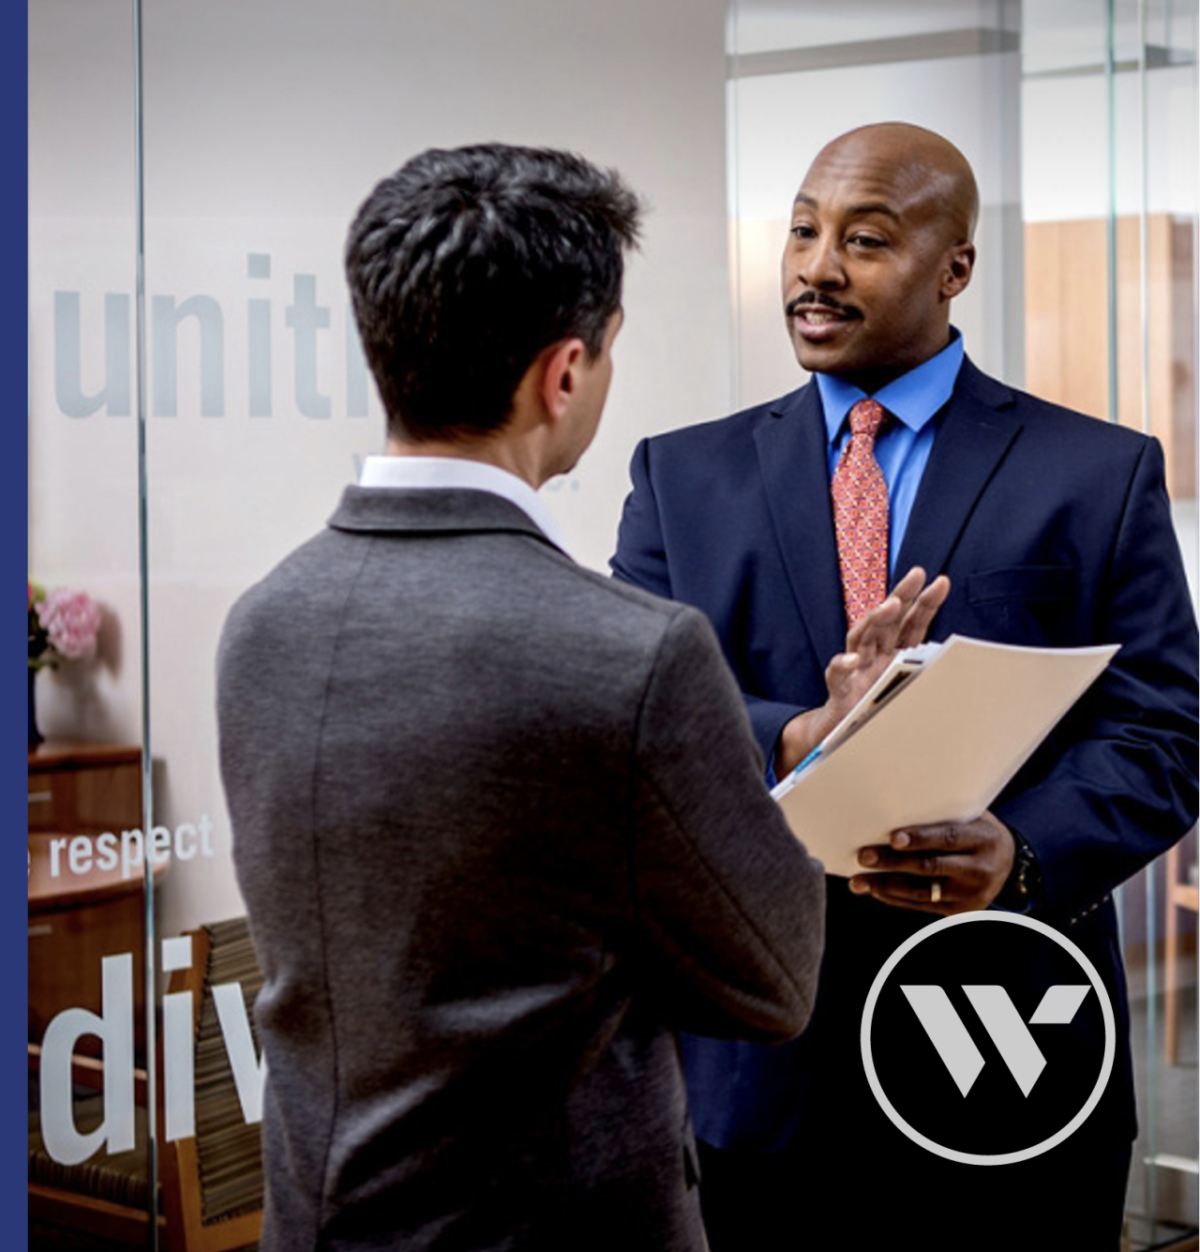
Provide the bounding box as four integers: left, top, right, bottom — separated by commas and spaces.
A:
832, 397, 889, 625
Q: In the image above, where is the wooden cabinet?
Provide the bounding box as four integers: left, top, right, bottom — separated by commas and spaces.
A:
28, 741, 150, 1053
28, 740, 142, 834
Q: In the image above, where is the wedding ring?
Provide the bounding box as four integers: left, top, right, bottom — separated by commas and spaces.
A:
930, 881, 942, 904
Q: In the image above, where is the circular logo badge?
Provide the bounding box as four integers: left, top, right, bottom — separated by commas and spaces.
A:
860, 911, 1114, 1165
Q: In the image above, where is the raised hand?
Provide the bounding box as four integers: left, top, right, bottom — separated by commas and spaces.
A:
775, 567, 950, 777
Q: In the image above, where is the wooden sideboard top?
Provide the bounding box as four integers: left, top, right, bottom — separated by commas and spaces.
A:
28, 740, 142, 772
27, 830, 162, 910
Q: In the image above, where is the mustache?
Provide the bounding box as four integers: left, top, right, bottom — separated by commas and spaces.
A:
786, 292, 861, 319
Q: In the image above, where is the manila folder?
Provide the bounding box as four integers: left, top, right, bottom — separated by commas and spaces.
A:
770, 635, 1119, 877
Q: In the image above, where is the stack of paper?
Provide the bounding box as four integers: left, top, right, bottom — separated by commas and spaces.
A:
770, 635, 1119, 877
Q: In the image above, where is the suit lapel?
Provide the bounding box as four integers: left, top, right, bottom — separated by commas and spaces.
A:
893, 358, 1023, 580
754, 385, 847, 665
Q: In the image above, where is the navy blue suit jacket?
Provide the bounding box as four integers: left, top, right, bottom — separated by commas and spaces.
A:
612, 357, 1199, 1152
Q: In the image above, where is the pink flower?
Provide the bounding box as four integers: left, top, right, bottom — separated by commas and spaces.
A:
36, 587, 102, 661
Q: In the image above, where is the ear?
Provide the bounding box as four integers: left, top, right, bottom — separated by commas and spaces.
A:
941, 242, 976, 299
537, 337, 588, 422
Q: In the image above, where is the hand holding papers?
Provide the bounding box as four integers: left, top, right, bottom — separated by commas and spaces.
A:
771, 635, 1119, 878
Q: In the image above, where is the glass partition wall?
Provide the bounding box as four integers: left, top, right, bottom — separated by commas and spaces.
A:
28, 0, 1197, 1248
28, 1, 737, 1246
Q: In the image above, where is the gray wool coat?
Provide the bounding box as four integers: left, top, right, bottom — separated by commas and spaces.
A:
217, 485, 824, 1252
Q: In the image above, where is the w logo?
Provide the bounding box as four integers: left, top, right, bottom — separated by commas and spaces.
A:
862, 914, 1114, 1165
900, 985, 1091, 1097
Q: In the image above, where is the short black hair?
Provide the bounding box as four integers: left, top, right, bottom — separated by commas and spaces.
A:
345, 143, 643, 442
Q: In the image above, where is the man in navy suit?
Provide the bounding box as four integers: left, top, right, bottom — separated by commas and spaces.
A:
612, 122, 1198, 1250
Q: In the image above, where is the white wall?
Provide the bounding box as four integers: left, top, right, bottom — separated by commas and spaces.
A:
29, 0, 734, 933
1022, 64, 1199, 221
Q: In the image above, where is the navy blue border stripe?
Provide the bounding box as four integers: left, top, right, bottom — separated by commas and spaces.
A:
10, 0, 30, 1237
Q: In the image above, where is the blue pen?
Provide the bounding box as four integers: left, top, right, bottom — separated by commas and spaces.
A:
792, 742, 825, 777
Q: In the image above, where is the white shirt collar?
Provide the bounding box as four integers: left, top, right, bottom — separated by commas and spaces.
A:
358, 455, 572, 556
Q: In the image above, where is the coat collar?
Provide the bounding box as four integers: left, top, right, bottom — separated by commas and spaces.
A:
328, 484, 563, 552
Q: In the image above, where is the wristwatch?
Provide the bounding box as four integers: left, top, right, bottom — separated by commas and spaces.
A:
996, 830, 1043, 912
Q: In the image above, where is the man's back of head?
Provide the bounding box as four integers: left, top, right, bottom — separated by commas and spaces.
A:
344, 144, 642, 444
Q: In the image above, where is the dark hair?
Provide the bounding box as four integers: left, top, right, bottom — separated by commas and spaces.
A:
345, 143, 643, 442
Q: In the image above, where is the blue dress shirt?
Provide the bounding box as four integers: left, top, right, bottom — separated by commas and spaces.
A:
817, 328, 964, 576
764, 331, 965, 788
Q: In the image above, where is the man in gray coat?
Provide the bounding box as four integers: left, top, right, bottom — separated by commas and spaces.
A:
217, 143, 943, 1251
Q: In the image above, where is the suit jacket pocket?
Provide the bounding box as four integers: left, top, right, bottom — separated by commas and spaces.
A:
966, 565, 1075, 605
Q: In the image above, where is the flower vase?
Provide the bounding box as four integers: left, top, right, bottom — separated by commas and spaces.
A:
28, 668, 43, 748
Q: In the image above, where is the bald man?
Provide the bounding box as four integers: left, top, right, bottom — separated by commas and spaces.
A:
612, 123, 1198, 1250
